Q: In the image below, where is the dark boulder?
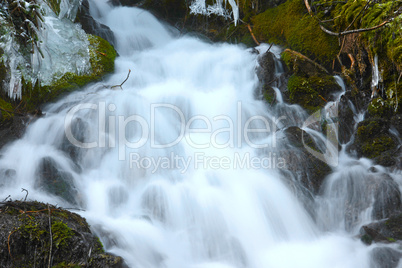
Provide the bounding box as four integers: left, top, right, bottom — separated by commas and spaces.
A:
360, 213, 402, 245
35, 157, 78, 205
0, 201, 125, 268
257, 51, 276, 84
0, 116, 30, 150
337, 93, 355, 144
257, 51, 289, 103
370, 173, 402, 220
76, 0, 116, 47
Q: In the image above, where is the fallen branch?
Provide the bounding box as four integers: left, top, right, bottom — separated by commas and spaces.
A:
319, 20, 390, 36
111, 69, 131, 90
304, 0, 392, 37
247, 24, 260, 46
304, 0, 313, 16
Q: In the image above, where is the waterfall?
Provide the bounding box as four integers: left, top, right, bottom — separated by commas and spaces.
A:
0, 1, 398, 267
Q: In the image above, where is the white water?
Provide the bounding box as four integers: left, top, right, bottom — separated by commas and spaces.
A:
0, 1, 393, 267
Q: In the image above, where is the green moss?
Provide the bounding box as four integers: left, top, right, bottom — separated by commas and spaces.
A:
287, 74, 340, 113
18, 218, 47, 242
94, 237, 105, 254
368, 97, 393, 117
52, 221, 74, 248
252, 0, 338, 66
387, 237, 396, 243
361, 135, 395, 158
357, 119, 381, 141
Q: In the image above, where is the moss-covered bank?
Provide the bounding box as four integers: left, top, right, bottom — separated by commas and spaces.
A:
252, 0, 339, 66
0, 201, 124, 267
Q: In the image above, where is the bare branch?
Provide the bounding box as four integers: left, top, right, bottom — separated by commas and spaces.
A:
319, 20, 390, 36
247, 24, 260, 45
111, 69, 131, 90
304, 0, 313, 16
21, 188, 28, 202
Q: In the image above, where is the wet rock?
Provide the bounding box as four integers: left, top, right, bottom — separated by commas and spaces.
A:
35, 157, 78, 205
360, 213, 402, 245
76, 0, 116, 47
257, 51, 276, 84
279, 126, 332, 194
60, 117, 89, 164
370, 247, 402, 268
0, 116, 30, 150
257, 51, 289, 103
370, 173, 402, 220
0, 201, 125, 268
337, 94, 355, 144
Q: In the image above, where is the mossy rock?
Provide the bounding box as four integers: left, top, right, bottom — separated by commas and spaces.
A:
368, 97, 394, 118
356, 118, 390, 142
281, 49, 329, 77
0, 201, 124, 268
262, 84, 276, 104
22, 34, 116, 111
360, 213, 402, 245
287, 74, 341, 113
354, 118, 397, 161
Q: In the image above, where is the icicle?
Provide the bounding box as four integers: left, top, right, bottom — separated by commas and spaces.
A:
371, 55, 379, 98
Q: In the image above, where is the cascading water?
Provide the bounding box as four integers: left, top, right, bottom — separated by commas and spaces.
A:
0, 1, 399, 267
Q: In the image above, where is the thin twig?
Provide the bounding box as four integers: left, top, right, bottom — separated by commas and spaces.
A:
267, 43, 274, 52
21, 188, 28, 201
8, 229, 17, 260
247, 24, 260, 46
47, 205, 52, 268
111, 69, 131, 90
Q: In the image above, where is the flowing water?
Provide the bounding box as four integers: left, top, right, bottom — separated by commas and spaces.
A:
0, 1, 401, 267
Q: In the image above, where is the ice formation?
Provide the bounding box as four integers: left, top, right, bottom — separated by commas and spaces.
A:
190, 0, 239, 26
0, 0, 90, 99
